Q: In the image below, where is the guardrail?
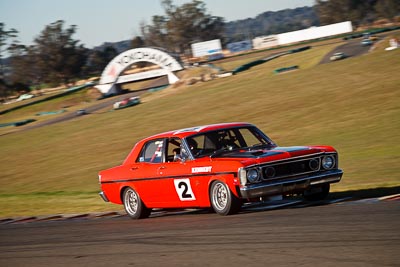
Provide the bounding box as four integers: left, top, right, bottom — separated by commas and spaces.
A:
0, 119, 36, 128
273, 65, 299, 74
231, 46, 310, 75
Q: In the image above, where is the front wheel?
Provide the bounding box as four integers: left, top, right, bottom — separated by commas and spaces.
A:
123, 187, 151, 219
210, 181, 242, 215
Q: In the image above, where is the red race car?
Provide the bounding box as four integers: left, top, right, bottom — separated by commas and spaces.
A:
99, 122, 343, 218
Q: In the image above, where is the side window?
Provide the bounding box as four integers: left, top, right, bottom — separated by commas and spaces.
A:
191, 135, 205, 150
166, 138, 182, 162
138, 139, 164, 163
185, 135, 207, 158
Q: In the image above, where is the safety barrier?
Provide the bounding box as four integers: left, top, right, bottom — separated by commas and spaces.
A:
273, 65, 299, 74
232, 46, 310, 75
0, 118, 36, 128
35, 110, 66, 116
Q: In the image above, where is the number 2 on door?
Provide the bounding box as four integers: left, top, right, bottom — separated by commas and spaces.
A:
174, 178, 196, 201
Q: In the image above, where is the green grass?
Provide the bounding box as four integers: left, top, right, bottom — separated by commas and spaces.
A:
0, 36, 399, 217
0, 88, 99, 134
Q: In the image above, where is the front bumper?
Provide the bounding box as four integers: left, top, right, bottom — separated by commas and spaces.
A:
99, 191, 109, 202
239, 169, 343, 199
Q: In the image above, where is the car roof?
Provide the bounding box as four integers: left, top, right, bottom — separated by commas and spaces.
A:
144, 122, 254, 141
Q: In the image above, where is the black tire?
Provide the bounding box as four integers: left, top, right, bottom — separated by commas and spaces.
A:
303, 184, 330, 201
210, 180, 242, 215
123, 187, 151, 219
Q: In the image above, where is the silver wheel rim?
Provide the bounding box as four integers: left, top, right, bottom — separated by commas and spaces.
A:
212, 182, 228, 211
124, 189, 138, 215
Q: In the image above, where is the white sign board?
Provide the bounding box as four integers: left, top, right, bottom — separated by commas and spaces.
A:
253, 35, 278, 50
99, 47, 183, 85
116, 69, 169, 84
252, 21, 353, 50
278, 21, 353, 45
191, 39, 222, 57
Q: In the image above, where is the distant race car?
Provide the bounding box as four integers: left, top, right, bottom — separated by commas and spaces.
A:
98, 122, 343, 218
330, 52, 347, 61
76, 109, 87, 115
361, 39, 373, 46
17, 94, 35, 101
113, 96, 140, 110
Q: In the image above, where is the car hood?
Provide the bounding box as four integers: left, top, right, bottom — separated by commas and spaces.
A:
209, 146, 334, 166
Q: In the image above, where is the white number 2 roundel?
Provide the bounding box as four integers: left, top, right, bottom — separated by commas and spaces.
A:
174, 178, 196, 201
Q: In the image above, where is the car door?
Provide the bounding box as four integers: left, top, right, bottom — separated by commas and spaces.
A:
130, 138, 169, 204
151, 137, 201, 207
157, 137, 215, 208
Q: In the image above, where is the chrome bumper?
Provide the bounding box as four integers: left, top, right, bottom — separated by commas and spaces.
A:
99, 191, 109, 202
239, 169, 343, 199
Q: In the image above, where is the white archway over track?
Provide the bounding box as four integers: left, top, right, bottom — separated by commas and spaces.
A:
96, 47, 183, 95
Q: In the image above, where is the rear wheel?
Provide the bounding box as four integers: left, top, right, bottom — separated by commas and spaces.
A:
210, 181, 242, 215
123, 187, 151, 219
303, 184, 330, 201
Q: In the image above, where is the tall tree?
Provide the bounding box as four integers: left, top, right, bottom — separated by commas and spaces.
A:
7, 43, 31, 86
33, 20, 88, 85
314, 0, 400, 26
375, 0, 400, 21
141, 0, 225, 53
0, 23, 18, 100
85, 45, 118, 74
131, 36, 145, 48
0, 23, 18, 79
140, 16, 169, 48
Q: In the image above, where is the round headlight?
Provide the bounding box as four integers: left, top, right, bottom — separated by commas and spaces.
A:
322, 156, 335, 170
309, 159, 320, 171
264, 167, 276, 178
247, 169, 260, 183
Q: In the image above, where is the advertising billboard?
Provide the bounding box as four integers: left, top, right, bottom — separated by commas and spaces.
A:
252, 21, 353, 50
191, 39, 222, 57
252, 35, 279, 50
227, 40, 252, 53
278, 21, 353, 45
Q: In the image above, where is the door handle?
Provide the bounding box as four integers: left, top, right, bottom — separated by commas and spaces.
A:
157, 166, 166, 175
131, 167, 139, 171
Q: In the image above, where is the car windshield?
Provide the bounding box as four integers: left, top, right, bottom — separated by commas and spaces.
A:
184, 126, 275, 158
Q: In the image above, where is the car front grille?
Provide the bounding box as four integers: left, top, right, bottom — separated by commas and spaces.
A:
259, 155, 328, 182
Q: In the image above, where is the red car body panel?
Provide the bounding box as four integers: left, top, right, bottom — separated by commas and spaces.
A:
99, 122, 343, 212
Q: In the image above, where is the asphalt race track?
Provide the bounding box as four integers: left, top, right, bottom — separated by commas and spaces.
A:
320, 32, 392, 64
319, 38, 370, 64
15, 76, 168, 133
1, 198, 399, 266
20, 90, 144, 132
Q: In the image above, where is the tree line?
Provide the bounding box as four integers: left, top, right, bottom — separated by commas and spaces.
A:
316, 0, 400, 26
1, 0, 399, 99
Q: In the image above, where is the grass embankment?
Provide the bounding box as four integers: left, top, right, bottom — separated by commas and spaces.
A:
0, 39, 399, 217
0, 88, 100, 135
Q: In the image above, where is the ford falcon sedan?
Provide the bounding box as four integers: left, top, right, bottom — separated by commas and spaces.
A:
99, 122, 343, 218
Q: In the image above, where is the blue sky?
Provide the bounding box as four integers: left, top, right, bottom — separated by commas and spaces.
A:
0, 0, 314, 49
